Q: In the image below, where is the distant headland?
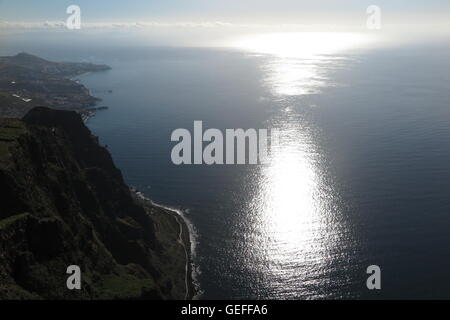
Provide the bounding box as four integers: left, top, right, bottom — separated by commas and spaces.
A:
0, 52, 111, 119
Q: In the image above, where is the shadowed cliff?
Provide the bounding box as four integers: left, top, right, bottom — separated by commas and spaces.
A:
0, 107, 191, 299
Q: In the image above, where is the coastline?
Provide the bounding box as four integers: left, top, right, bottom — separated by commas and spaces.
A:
71, 72, 111, 123
0, 53, 111, 119
75, 63, 201, 299
132, 188, 200, 300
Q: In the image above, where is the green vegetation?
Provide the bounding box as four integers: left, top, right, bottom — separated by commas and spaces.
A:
97, 266, 157, 299
0, 120, 26, 139
150, 208, 192, 298
0, 119, 26, 160
0, 107, 192, 300
0, 212, 29, 229
0, 143, 8, 159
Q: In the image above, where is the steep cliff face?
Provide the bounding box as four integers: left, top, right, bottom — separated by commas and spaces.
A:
0, 107, 190, 299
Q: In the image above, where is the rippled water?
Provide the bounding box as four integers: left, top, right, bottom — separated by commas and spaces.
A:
4, 33, 450, 299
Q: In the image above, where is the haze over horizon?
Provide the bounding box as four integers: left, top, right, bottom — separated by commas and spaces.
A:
1, 0, 449, 47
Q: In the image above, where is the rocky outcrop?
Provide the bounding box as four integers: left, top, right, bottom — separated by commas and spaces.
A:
0, 107, 190, 299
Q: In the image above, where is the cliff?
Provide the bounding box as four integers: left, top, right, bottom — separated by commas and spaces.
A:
0, 107, 192, 299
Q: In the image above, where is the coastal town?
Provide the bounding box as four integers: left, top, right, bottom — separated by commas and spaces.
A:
0, 52, 111, 119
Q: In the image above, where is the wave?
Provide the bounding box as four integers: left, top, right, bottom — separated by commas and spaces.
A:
132, 188, 203, 299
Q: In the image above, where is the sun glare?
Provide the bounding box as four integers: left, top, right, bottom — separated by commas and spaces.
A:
233, 32, 373, 96
235, 32, 372, 58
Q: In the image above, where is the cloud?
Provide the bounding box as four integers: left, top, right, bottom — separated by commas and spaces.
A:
0, 20, 245, 30
0, 20, 319, 31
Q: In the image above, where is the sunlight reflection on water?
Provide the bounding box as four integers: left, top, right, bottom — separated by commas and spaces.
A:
234, 32, 372, 297
237, 32, 372, 96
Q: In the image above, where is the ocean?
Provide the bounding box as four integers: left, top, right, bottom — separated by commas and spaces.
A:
2, 33, 450, 299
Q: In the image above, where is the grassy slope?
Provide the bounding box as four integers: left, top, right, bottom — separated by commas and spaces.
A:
0, 112, 192, 300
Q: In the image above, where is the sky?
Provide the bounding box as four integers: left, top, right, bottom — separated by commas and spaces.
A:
0, 0, 449, 47
1, 0, 449, 25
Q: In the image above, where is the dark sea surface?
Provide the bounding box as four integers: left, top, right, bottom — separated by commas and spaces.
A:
2, 33, 450, 299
